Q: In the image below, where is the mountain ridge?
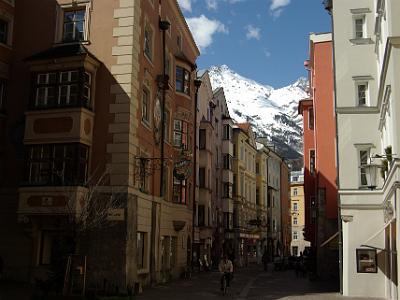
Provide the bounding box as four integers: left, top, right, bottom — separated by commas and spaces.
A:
207, 65, 307, 160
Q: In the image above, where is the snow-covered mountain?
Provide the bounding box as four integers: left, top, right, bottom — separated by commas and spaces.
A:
208, 65, 308, 160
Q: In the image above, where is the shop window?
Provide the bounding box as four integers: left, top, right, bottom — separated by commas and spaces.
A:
356, 249, 377, 273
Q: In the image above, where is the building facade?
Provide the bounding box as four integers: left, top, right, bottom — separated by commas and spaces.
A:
280, 162, 291, 257
290, 171, 310, 256
194, 71, 234, 268
298, 32, 338, 279
327, 0, 400, 298
232, 123, 260, 266
1, 0, 200, 293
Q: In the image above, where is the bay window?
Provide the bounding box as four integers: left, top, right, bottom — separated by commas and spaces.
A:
31, 69, 92, 110
24, 143, 88, 186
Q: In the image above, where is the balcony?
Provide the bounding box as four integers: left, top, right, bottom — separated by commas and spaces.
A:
24, 107, 94, 145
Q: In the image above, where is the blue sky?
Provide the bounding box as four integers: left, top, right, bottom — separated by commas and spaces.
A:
179, 0, 331, 88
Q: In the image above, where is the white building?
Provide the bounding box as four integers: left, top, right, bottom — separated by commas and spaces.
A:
329, 0, 400, 298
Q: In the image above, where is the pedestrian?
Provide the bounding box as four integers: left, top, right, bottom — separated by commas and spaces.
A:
262, 250, 268, 271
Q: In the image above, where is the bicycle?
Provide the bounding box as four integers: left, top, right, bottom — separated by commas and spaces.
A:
221, 272, 230, 296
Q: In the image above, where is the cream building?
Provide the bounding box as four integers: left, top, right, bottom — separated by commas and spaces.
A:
289, 171, 310, 256
232, 123, 260, 266
328, 0, 400, 298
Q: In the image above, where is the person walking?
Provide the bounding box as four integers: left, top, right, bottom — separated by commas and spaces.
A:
262, 250, 268, 271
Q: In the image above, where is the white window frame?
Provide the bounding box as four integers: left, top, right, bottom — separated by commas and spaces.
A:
56, 2, 91, 44
293, 202, 298, 211
293, 231, 298, 240
354, 15, 366, 39
358, 148, 370, 188
293, 217, 298, 225
356, 81, 368, 106
141, 87, 151, 126
144, 21, 154, 61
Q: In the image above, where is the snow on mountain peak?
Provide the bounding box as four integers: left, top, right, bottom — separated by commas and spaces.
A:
208, 65, 308, 158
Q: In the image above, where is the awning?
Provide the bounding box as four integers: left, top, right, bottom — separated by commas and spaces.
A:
320, 231, 339, 248
360, 217, 395, 252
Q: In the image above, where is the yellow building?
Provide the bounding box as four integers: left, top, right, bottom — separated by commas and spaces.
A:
232, 123, 260, 266
290, 171, 310, 255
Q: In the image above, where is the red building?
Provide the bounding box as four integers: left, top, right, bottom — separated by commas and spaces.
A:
298, 32, 338, 279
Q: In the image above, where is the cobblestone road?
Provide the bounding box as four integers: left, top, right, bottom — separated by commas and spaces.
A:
138, 265, 383, 300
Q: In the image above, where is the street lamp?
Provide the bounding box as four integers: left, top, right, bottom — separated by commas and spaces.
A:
363, 163, 380, 190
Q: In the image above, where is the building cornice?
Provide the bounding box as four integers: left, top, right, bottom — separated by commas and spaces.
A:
336, 107, 379, 114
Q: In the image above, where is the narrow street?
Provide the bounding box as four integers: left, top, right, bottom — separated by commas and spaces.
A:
138, 265, 377, 300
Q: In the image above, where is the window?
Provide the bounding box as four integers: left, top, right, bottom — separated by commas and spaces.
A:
173, 119, 188, 149
142, 88, 150, 125
359, 149, 369, 186
24, 143, 88, 186
354, 17, 365, 38
223, 154, 232, 170
293, 231, 298, 240
293, 202, 298, 211
223, 182, 232, 198
199, 129, 206, 150
293, 217, 298, 225
32, 70, 91, 110
138, 156, 150, 193
198, 205, 205, 226
173, 177, 186, 204
63, 9, 86, 42
272, 219, 276, 232
308, 108, 314, 129
199, 168, 206, 188
176, 66, 190, 95
223, 124, 231, 140
233, 174, 237, 196
309, 150, 316, 176
0, 19, 8, 44
256, 163, 260, 174
0, 79, 6, 112
137, 232, 146, 269
293, 188, 298, 196
144, 24, 153, 60
357, 82, 368, 106
292, 246, 298, 256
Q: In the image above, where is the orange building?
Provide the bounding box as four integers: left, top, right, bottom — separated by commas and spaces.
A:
298, 32, 338, 278
0, 0, 199, 292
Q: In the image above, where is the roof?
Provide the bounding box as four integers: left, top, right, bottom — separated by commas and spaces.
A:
25, 43, 100, 62
237, 123, 251, 133
175, 51, 197, 69
298, 98, 313, 115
